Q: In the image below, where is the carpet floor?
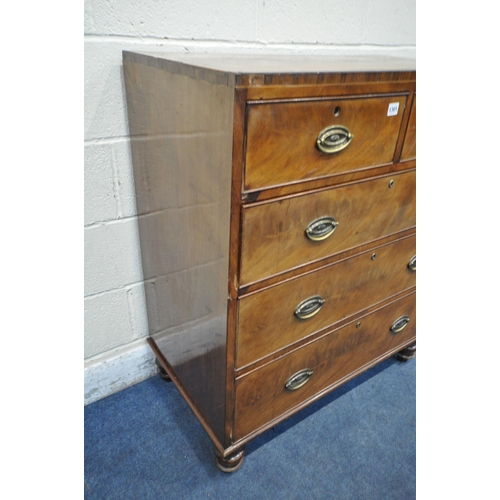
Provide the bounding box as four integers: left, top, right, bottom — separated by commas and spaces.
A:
85, 356, 415, 500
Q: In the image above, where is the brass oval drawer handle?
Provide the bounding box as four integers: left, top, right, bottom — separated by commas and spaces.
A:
390, 315, 411, 333
305, 216, 339, 241
316, 125, 354, 154
408, 255, 416, 271
285, 369, 314, 391
294, 296, 325, 320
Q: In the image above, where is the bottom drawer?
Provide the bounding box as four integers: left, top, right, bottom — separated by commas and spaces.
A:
233, 292, 416, 441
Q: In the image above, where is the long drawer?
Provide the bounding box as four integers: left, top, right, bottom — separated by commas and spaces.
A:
240, 170, 416, 285
236, 234, 416, 368
233, 291, 416, 441
244, 94, 407, 191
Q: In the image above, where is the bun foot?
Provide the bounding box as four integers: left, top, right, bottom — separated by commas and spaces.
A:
397, 344, 416, 362
155, 358, 172, 382
215, 447, 245, 473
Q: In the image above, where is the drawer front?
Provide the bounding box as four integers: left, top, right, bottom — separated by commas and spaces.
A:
240, 170, 416, 285
236, 234, 416, 368
234, 292, 416, 440
244, 94, 407, 191
401, 94, 416, 161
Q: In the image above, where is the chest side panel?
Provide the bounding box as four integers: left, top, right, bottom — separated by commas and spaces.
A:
123, 56, 235, 444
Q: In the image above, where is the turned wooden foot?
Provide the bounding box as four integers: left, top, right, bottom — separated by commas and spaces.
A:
155, 358, 172, 382
397, 344, 416, 362
214, 447, 245, 473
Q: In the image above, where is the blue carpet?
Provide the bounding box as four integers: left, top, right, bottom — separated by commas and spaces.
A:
85, 356, 415, 500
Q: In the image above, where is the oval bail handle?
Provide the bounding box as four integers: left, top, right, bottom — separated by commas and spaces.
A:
316, 125, 353, 154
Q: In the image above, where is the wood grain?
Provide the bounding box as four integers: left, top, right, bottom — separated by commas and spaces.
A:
148, 337, 227, 456
123, 52, 417, 463
240, 170, 416, 286
244, 94, 408, 191
243, 159, 416, 202
227, 88, 247, 299
233, 291, 416, 440
234, 288, 415, 377
123, 56, 234, 444
123, 51, 415, 88
238, 228, 416, 296
401, 94, 416, 161
236, 234, 416, 368
246, 81, 416, 101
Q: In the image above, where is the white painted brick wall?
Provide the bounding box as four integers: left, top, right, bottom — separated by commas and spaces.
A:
84, 0, 416, 405
84, 142, 118, 224
257, 1, 372, 44
87, 0, 258, 40
84, 219, 143, 296
84, 284, 147, 357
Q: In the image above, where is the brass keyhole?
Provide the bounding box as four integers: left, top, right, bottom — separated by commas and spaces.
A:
371, 253, 377, 261
388, 179, 394, 188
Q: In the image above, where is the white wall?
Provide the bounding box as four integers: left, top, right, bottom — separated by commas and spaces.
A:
84, 0, 416, 405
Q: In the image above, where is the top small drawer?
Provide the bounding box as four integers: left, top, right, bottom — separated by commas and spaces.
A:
244, 94, 407, 191
401, 94, 416, 161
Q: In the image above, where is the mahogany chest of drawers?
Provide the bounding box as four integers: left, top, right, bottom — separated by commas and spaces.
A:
123, 52, 416, 472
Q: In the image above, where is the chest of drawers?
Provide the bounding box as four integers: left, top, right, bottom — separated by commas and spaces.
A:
123, 52, 416, 472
